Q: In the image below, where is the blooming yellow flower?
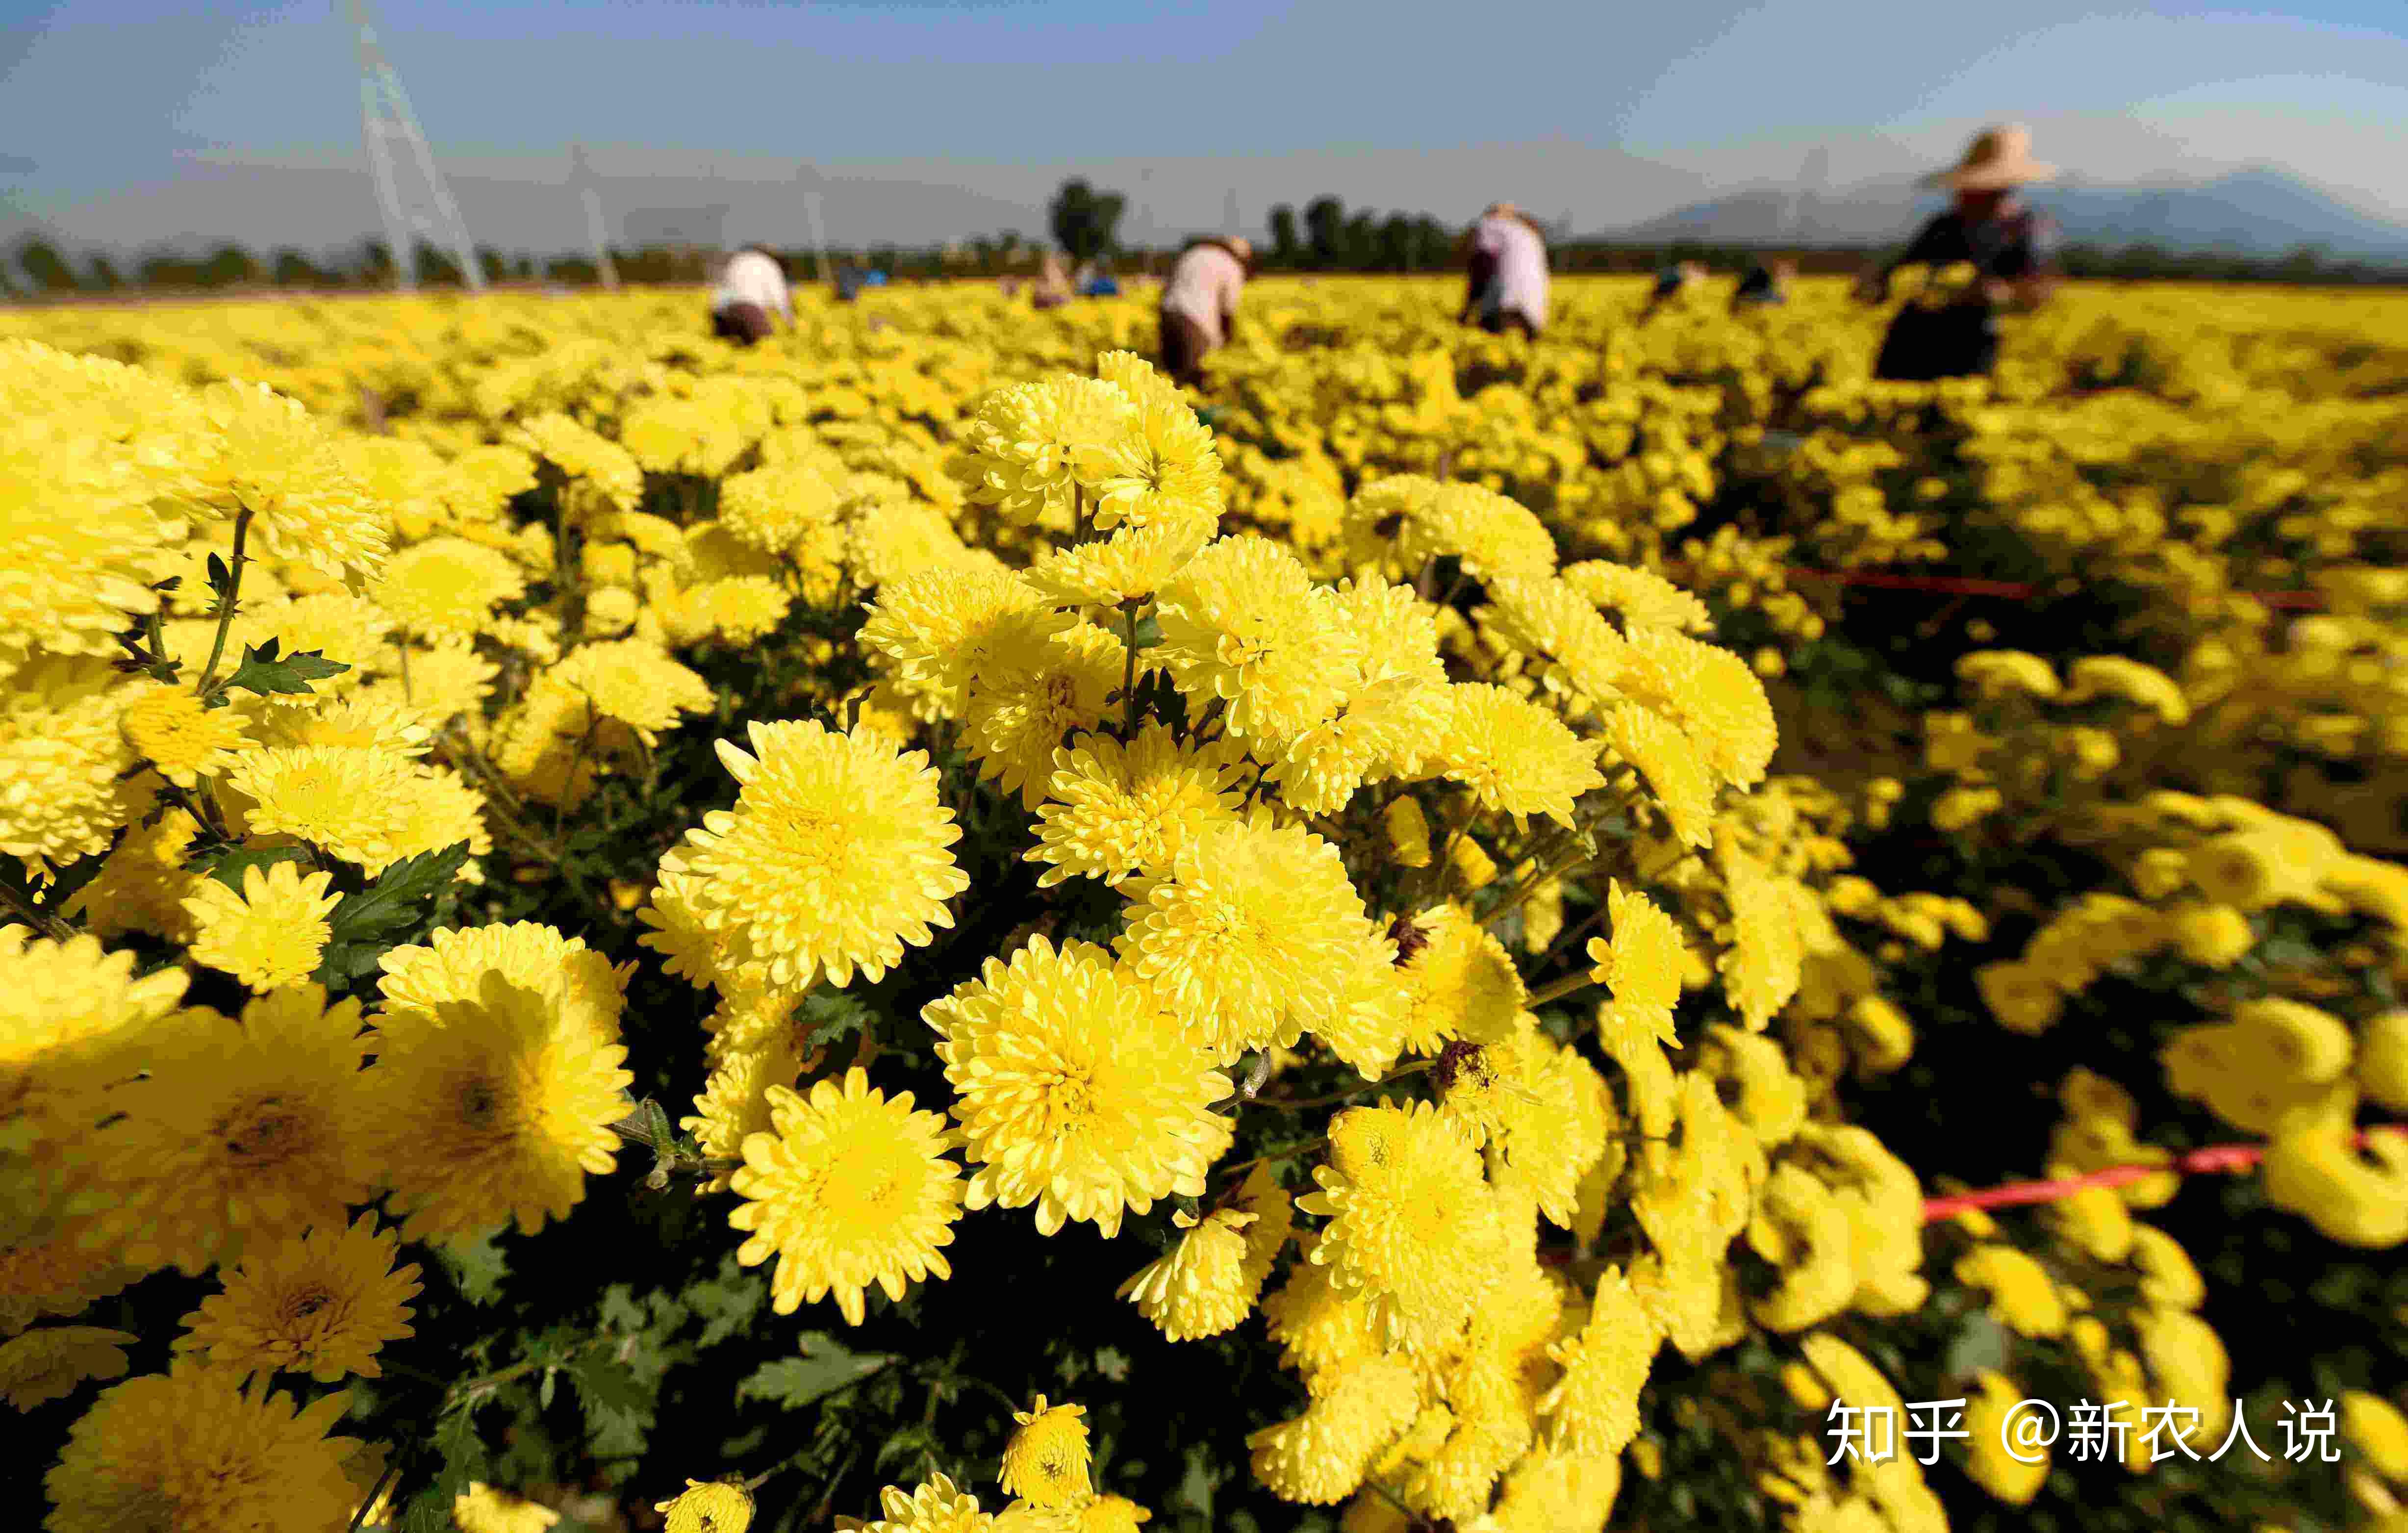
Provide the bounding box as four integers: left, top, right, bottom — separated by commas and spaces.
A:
861, 1472, 994, 1533
1116, 812, 1375, 1063
71, 984, 372, 1273
729, 1068, 963, 1325
1301, 1102, 1508, 1352
45, 1365, 363, 1533
454, 1481, 564, 1533
365, 975, 633, 1241
0, 1325, 136, 1410
655, 1479, 756, 1533
1151, 535, 1362, 741
1586, 881, 1683, 1047
1431, 683, 1603, 831
1001, 1395, 1093, 1509
176, 1214, 421, 1381
119, 680, 251, 788
666, 719, 969, 993
927, 936, 1231, 1236
180, 859, 343, 990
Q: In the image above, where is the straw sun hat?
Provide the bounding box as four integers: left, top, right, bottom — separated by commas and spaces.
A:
1926, 124, 2057, 191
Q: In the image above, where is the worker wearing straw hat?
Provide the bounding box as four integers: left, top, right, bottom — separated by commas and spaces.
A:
1461, 203, 1550, 337
1159, 235, 1254, 388
1855, 123, 2064, 381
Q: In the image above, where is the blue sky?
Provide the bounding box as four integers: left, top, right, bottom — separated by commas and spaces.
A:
5, 0, 2408, 243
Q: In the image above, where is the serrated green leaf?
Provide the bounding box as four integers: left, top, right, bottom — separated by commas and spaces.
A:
796, 989, 873, 1053
313, 842, 471, 985
567, 1357, 652, 1421
436, 1232, 508, 1306
736, 1341, 893, 1412
194, 843, 317, 893
221, 637, 351, 700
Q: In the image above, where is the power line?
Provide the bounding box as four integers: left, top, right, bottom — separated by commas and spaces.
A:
346, 0, 484, 292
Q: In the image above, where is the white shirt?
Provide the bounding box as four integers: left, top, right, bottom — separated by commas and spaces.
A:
711, 250, 791, 321
1473, 215, 1549, 327
1160, 243, 1246, 346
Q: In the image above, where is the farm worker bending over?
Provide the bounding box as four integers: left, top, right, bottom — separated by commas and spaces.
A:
1461, 203, 1549, 337
1158, 236, 1253, 388
1032, 252, 1072, 310
1638, 260, 1707, 322
709, 244, 790, 346
1855, 123, 2063, 381
1732, 256, 1797, 311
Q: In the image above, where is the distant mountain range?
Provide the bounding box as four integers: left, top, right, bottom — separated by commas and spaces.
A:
9, 158, 2408, 267
1604, 166, 2408, 257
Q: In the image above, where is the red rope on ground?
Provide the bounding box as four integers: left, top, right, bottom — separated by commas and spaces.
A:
1920, 1124, 2405, 1223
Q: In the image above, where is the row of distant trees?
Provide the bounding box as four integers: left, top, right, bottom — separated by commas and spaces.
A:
10, 176, 2406, 299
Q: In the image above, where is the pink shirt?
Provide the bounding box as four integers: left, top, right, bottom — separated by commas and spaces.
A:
1161, 244, 1246, 346
1473, 215, 1549, 327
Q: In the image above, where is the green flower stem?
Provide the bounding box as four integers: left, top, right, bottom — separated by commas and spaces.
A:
1479, 828, 1590, 933
192, 507, 253, 700
1214, 1139, 1329, 1181
0, 879, 77, 943
1524, 968, 1597, 1010
1252, 1059, 1436, 1112
1118, 598, 1146, 740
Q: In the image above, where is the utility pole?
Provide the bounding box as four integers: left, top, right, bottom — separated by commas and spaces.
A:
570, 144, 618, 289
346, 0, 484, 292
798, 164, 831, 281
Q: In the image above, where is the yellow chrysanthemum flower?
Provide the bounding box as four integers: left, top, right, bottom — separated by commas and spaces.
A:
861, 1472, 994, 1533
192, 379, 391, 580
1300, 1102, 1508, 1352
666, 719, 969, 993
860, 563, 1051, 721
365, 975, 633, 1242
0, 1325, 136, 1410
454, 1481, 564, 1533
1538, 1267, 1659, 1456
1246, 1355, 1421, 1506
1117, 1206, 1260, 1340
224, 743, 421, 870
175, 1213, 420, 1382
963, 613, 1128, 808
375, 920, 629, 1047
181, 859, 343, 991
729, 1067, 963, 1325
44, 1366, 364, 1533
1116, 813, 1375, 1063
1026, 725, 1248, 889
1604, 704, 1717, 850
119, 680, 251, 788
655, 1478, 756, 1533
370, 536, 526, 640
950, 375, 1138, 528
1151, 536, 1363, 741
1585, 881, 1683, 1046
70, 984, 373, 1274
1394, 903, 1526, 1052
927, 936, 1231, 1236
1001, 1395, 1094, 1509
1261, 1249, 1383, 1378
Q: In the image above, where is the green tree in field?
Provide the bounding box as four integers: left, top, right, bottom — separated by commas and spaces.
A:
1048, 179, 1127, 263
1267, 204, 1299, 268
14, 237, 81, 292
1303, 195, 1345, 269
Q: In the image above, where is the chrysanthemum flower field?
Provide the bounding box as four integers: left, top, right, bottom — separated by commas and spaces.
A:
3, 273, 2405, 1533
